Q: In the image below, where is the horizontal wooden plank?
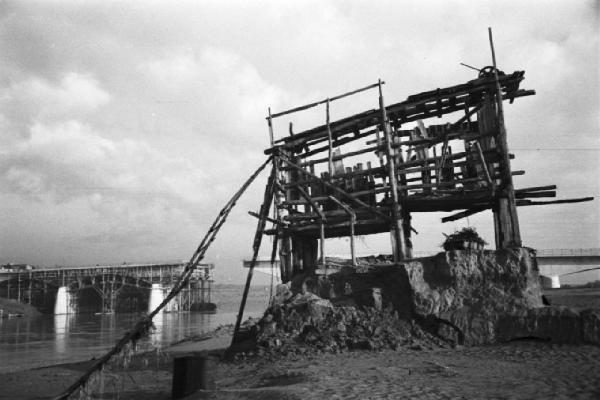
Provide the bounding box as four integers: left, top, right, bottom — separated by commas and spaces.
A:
515, 191, 556, 199
270, 81, 383, 120
298, 128, 378, 159
265, 77, 533, 154
517, 197, 594, 206
515, 185, 557, 193
441, 207, 487, 223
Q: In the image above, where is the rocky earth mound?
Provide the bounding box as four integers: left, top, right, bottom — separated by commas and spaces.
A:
249, 287, 450, 357
236, 247, 598, 356
404, 248, 599, 345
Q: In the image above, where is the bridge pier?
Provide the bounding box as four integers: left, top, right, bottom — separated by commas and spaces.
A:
54, 286, 75, 315
28, 273, 32, 305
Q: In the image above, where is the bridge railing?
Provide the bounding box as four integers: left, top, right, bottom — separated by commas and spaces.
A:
0, 263, 216, 281
536, 248, 600, 257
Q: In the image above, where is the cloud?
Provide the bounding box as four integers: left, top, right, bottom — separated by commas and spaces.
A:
1, 120, 208, 204
140, 46, 288, 140
0, 0, 597, 276
0, 72, 110, 142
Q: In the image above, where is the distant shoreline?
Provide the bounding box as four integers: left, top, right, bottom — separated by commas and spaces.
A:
0, 298, 41, 318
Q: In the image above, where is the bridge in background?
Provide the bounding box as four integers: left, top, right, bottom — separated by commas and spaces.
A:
244, 248, 600, 287
0, 262, 214, 314
535, 248, 600, 287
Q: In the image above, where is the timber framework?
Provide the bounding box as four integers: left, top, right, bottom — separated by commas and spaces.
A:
250, 32, 593, 283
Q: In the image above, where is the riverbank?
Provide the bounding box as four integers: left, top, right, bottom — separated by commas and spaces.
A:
0, 337, 599, 399
1, 287, 599, 399
0, 298, 41, 318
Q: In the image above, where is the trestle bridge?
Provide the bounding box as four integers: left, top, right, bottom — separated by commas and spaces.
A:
0, 262, 214, 314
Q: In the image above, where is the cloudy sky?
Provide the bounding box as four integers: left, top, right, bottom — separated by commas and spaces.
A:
0, 0, 598, 283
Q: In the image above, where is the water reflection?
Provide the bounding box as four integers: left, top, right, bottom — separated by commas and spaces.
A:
1, 284, 269, 374
0, 311, 252, 373
53, 313, 74, 354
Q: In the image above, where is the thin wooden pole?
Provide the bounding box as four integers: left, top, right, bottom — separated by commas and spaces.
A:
328, 196, 356, 265
54, 157, 271, 400
269, 81, 383, 119
296, 185, 326, 264
378, 79, 406, 261
232, 167, 276, 343
267, 107, 288, 281
474, 141, 495, 189
267, 108, 274, 145
248, 211, 288, 226
268, 231, 278, 302
326, 98, 334, 176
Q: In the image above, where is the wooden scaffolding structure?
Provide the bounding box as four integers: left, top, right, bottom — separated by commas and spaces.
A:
250, 67, 592, 283
235, 32, 594, 290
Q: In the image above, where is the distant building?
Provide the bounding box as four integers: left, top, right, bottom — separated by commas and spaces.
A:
0, 263, 36, 272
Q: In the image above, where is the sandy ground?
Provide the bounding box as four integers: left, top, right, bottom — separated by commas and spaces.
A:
1, 288, 598, 399
0, 335, 598, 400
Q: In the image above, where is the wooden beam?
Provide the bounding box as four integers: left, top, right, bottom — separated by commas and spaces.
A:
442, 196, 595, 223
299, 144, 382, 167
328, 196, 357, 265
516, 197, 594, 206
379, 80, 407, 260
279, 155, 391, 221
265, 81, 532, 155
515, 185, 557, 193
270, 81, 383, 120
296, 185, 326, 221
296, 185, 326, 264
267, 108, 274, 145
441, 207, 487, 223
233, 166, 275, 343
489, 27, 521, 247
299, 128, 377, 159
282, 165, 385, 189
248, 211, 289, 226
474, 141, 495, 189
515, 191, 556, 199
326, 98, 334, 175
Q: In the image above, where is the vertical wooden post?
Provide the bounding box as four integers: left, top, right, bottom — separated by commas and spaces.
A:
268, 108, 292, 283
267, 107, 274, 145
378, 80, 407, 261
328, 196, 356, 265
320, 223, 326, 264
17, 273, 21, 303
402, 210, 413, 258
326, 99, 334, 177
488, 27, 522, 248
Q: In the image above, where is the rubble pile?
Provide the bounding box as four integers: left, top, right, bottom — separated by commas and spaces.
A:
232, 247, 598, 359
252, 286, 449, 357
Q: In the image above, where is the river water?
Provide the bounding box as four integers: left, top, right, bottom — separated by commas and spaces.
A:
0, 285, 269, 373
